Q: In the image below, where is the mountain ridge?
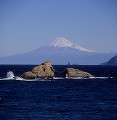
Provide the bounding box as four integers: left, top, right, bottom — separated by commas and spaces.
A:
103, 55, 117, 65
0, 37, 116, 65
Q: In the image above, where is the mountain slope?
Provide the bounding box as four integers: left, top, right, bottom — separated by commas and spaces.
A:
104, 55, 117, 65
0, 37, 116, 65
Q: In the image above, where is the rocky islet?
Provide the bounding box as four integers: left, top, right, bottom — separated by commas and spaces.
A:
20, 61, 55, 79
20, 61, 94, 79
64, 68, 94, 78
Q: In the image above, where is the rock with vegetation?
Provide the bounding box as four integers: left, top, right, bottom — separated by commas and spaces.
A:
20, 61, 55, 79
64, 68, 94, 78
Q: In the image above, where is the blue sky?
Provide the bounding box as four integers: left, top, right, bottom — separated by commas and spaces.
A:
0, 0, 117, 56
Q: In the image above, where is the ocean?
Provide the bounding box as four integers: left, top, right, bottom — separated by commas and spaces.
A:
0, 65, 117, 120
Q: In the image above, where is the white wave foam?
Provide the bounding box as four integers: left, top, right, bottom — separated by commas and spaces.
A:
90, 77, 113, 79
53, 77, 64, 79
6, 71, 15, 79
22, 78, 52, 81
15, 76, 24, 80
63, 76, 113, 79
0, 71, 23, 81
0, 71, 15, 80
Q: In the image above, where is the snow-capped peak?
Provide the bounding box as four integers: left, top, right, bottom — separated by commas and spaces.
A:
49, 37, 73, 47
48, 37, 94, 52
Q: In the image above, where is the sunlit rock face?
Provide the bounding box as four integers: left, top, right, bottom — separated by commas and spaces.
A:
20, 61, 55, 79
64, 68, 94, 78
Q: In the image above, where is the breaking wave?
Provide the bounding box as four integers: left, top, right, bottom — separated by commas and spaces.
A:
6, 71, 15, 79
0, 71, 23, 81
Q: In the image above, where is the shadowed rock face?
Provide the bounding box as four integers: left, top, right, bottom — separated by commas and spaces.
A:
20, 61, 55, 79
64, 68, 94, 78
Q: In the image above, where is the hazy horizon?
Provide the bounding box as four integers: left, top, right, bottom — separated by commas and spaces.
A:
0, 0, 117, 57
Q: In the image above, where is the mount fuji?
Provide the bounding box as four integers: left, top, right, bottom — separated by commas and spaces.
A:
48, 37, 94, 52
0, 37, 116, 65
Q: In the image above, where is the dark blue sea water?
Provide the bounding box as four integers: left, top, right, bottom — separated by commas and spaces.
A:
0, 65, 117, 120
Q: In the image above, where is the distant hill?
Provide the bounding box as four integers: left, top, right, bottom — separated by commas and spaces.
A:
0, 37, 116, 65
104, 55, 117, 65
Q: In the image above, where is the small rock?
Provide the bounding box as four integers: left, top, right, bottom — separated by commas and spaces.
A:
64, 68, 94, 78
